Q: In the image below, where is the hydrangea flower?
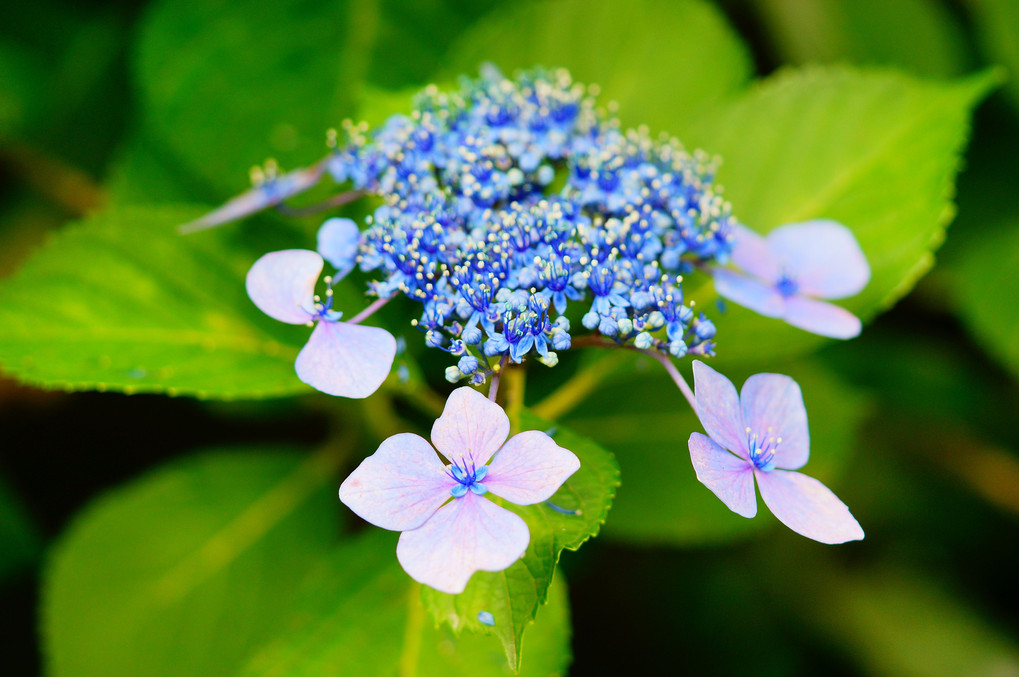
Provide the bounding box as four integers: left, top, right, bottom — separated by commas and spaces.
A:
190, 68, 736, 380
246, 219, 396, 398
687, 361, 863, 544
338, 386, 580, 593
713, 221, 870, 339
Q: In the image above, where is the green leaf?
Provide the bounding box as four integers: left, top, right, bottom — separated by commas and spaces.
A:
970, 0, 1019, 110
0, 205, 320, 398
560, 355, 869, 545
440, 0, 752, 133
42, 449, 572, 676
754, 0, 969, 78
135, 0, 360, 193
240, 531, 571, 676
795, 565, 1019, 677
681, 66, 997, 366
952, 220, 1019, 380
0, 474, 42, 581
42, 449, 342, 677
422, 413, 618, 670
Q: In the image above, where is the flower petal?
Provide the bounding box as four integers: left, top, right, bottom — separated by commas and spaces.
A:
756, 469, 864, 544
766, 220, 870, 299
396, 492, 529, 594
339, 433, 455, 531
430, 387, 510, 466
729, 223, 781, 283
688, 432, 757, 518
180, 162, 326, 233
784, 296, 862, 339
317, 217, 361, 277
295, 320, 396, 398
692, 361, 749, 458
713, 269, 785, 318
740, 373, 809, 470
484, 430, 580, 505
246, 249, 321, 324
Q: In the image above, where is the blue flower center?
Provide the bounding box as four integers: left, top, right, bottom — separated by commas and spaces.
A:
746, 426, 780, 472
447, 457, 489, 497
775, 274, 799, 298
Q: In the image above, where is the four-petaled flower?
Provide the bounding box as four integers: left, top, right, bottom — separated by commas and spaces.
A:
339, 387, 580, 593
713, 220, 870, 339
688, 361, 863, 544
246, 218, 396, 398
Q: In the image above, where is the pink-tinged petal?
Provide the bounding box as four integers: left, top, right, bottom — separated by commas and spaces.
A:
689, 433, 757, 518
756, 469, 864, 544
246, 249, 321, 324
317, 217, 360, 277
179, 163, 326, 233
339, 433, 454, 531
692, 361, 749, 458
766, 220, 870, 299
295, 321, 396, 398
729, 224, 781, 283
740, 373, 809, 470
485, 431, 580, 505
396, 492, 529, 594
430, 387, 510, 466
784, 296, 862, 339
714, 269, 786, 318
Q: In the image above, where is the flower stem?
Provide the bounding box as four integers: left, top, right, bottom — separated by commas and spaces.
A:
274, 189, 367, 217
503, 365, 526, 433
642, 349, 698, 412
488, 356, 507, 402
398, 582, 424, 677
531, 350, 629, 421
348, 296, 391, 325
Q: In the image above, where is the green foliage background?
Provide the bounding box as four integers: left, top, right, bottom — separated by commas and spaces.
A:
2, 0, 1019, 674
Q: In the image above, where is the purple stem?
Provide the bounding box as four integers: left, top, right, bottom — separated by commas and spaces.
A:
488, 356, 507, 402
644, 349, 698, 413
348, 296, 391, 325
274, 189, 367, 217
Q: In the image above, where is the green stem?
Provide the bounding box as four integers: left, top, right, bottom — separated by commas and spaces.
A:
398, 582, 424, 677
503, 365, 526, 433
531, 350, 629, 421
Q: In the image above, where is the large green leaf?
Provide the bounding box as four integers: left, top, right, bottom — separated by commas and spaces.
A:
135, 0, 358, 193
422, 413, 618, 670
43, 450, 341, 677
440, 0, 752, 133
952, 220, 1019, 381
558, 354, 869, 545
240, 531, 571, 676
681, 66, 996, 366
754, 0, 969, 78
0, 205, 320, 398
42, 449, 572, 676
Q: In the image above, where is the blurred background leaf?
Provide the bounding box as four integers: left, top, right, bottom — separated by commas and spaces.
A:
441, 0, 752, 134
0, 475, 42, 582
752, 0, 970, 78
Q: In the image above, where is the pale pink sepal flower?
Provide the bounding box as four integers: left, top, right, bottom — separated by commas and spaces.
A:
688, 361, 864, 544
339, 387, 581, 593
246, 249, 396, 398
714, 220, 870, 339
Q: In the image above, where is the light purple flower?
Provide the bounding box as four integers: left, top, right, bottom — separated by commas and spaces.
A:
339, 387, 581, 593
179, 161, 326, 233
246, 242, 396, 398
688, 361, 863, 544
713, 220, 870, 339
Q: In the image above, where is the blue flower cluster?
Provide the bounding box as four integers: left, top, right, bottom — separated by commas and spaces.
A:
331, 67, 736, 383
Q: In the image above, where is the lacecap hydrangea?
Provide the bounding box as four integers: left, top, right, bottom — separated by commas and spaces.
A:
193, 66, 737, 390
